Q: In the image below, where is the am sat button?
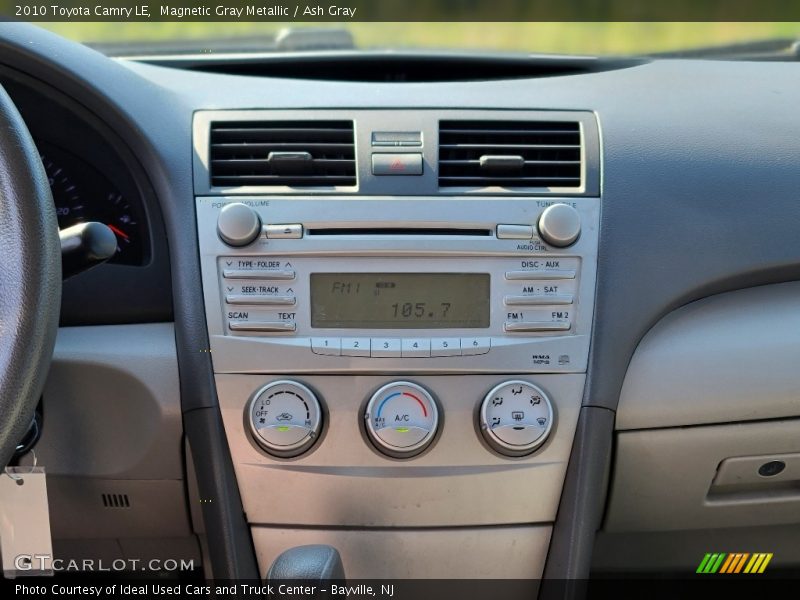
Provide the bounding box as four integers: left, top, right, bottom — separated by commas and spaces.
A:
371, 153, 423, 176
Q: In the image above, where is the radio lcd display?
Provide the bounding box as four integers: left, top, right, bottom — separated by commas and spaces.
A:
310, 273, 490, 329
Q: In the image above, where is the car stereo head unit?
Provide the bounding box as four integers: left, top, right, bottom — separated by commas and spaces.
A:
197, 196, 598, 374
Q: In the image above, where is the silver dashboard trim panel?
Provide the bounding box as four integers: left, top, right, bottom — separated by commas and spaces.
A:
193, 109, 600, 197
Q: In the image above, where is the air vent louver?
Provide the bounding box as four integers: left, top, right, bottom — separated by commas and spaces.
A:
438, 120, 582, 190
210, 120, 356, 187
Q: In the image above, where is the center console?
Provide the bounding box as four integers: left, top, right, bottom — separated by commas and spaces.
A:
194, 109, 600, 579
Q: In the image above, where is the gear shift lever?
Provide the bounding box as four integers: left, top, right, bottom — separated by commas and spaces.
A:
266, 545, 345, 582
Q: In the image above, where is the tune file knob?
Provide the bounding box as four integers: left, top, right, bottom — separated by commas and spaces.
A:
537, 203, 581, 247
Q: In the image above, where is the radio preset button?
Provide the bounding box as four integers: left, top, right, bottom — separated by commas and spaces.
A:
371, 338, 402, 358
504, 321, 571, 332
496, 224, 534, 240
461, 337, 491, 356
341, 338, 371, 357
504, 294, 574, 306
265, 224, 303, 239
430, 338, 461, 357
225, 294, 296, 306
401, 339, 431, 358
223, 269, 296, 280
229, 321, 296, 332
311, 338, 341, 356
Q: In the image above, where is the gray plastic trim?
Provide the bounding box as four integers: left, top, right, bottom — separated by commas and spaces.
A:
19, 324, 192, 541
540, 406, 614, 585
605, 418, 800, 532
252, 525, 551, 579
617, 282, 800, 430
34, 324, 182, 479
218, 374, 583, 528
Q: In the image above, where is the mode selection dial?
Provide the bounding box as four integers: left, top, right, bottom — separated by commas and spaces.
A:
248, 380, 322, 457
479, 380, 553, 456
365, 382, 439, 458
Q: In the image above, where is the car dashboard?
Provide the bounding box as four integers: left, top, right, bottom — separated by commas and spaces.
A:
2, 22, 800, 589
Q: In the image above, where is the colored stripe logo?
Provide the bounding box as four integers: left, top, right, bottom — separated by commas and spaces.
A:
696, 553, 772, 574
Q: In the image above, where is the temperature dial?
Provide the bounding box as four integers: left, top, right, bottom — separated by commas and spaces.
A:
479, 380, 553, 457
248, 380, 323, 457
365, 382, 439, 458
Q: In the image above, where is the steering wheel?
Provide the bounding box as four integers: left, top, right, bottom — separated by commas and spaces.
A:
0, 85, 61, 467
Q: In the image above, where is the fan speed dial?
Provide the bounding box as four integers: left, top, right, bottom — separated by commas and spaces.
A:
248, 380, 322, 457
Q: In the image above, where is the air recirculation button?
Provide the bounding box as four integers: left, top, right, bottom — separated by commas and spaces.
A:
248, 380, 323, 457
479, 380, 554, 456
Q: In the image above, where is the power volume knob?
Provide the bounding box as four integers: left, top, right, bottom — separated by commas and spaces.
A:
217, 202, 261, 247
537, 204, 581, 248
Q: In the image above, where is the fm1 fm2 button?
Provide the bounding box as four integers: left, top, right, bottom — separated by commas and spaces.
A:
248, 380, 323, 458
479, 380, 553, 457
364, 382, 439, 458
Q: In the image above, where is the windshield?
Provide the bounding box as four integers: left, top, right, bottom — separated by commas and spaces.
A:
37, 22, 800, 57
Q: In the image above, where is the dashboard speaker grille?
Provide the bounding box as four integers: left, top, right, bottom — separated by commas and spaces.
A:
101, 493, 131, 508
438, 120, 582, 190
209, 120, 356, 187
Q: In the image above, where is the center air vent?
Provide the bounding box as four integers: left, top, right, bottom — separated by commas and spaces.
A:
209, 120, 356, 188
438, 120, 582, 191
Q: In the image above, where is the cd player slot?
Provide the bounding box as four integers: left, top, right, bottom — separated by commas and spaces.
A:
306, 227, 492, 237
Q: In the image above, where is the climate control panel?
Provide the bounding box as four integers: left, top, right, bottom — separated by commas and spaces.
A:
221, 373, 583, 528
245, 378, 554, 459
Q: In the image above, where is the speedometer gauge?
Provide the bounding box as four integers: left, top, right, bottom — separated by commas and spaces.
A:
39, 141, 145, 265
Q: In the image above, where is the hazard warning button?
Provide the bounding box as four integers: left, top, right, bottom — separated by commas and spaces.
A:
371, 153, 423, 176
